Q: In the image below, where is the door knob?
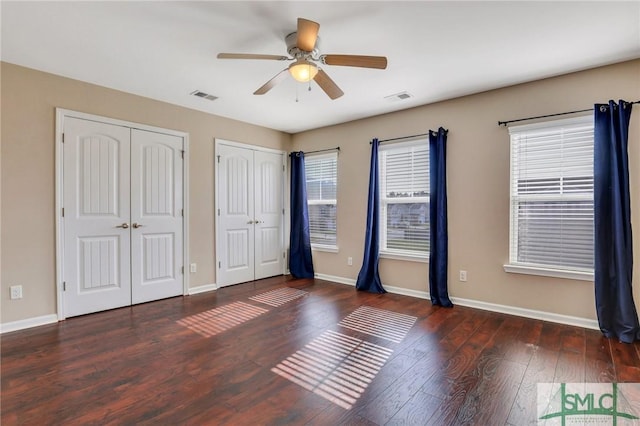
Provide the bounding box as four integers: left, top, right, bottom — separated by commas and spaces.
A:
247, 220, 255, 224
132, 223, 144, 229
116, 223, 129, 229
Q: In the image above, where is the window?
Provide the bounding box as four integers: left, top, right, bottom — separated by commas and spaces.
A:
305, 152, 337, 248
507, 116, 594, 276
379, 140, 429, 258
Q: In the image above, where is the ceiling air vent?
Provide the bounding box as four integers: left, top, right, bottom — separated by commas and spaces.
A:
190, 90, 218, 101
384, 91, 413, 102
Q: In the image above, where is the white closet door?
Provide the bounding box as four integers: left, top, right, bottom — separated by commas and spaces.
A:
130, 129, 184, 304
63, 118, 132, 317
217, 144, 255, 287
254, 150, 285, 280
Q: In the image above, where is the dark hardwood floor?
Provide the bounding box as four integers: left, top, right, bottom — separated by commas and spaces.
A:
2, 276, 639, 425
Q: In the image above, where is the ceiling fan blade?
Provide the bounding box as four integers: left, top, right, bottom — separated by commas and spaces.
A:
254, 68, 290, 95
297, 18, 320, 52
217, 53, 289, 61
313, 69, 344, 100
322, 54, 388, 69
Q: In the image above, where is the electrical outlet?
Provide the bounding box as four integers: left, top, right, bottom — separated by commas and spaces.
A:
459, 270, 467, 282
10, 285, 23, 300
190, 263, 197, 273
347, 257, 353, 266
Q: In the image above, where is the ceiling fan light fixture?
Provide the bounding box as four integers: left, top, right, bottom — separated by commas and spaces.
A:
288, 59, 318, 82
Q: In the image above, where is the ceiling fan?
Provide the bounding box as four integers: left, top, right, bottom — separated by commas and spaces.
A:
217, 18, 388, 100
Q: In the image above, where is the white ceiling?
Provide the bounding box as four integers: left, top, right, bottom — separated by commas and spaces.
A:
2, 1, 639, 134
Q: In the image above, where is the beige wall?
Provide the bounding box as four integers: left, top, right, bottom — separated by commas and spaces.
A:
1, 62, 291, 323
292, 59, 640, 321
2, 60, 639, 325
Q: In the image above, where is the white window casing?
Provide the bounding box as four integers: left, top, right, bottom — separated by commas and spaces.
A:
379, 139, 429, 259
305, 152, 338, 249
506, 115, 594, 279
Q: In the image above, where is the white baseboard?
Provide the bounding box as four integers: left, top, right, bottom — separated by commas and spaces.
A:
188, 283, 217, 295
384, 285, 430, 300
315, 273, 355, 286
314, 273, 430, 300
1, 314, 58, 334
451, 296, 600, 330
314, 273, 599, 330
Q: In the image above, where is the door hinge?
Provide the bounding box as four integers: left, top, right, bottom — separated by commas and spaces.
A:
181, 266, 184, 274
62, 133, 65, 143
181, 209, 184, 217
181, 150, 185, 159
63, 281, 66, 291
282, 208, 285, 215
62, 207, 65, 217
218, 208, 221, 216
217, 155, 221, 163
283, 252, 285, 259
282, 165, 285, 172
218, 261, 221, 268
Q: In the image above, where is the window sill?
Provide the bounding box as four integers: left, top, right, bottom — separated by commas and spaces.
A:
503, 264, 593, 281
311, 245, 339, 253
380, 251, 428, 263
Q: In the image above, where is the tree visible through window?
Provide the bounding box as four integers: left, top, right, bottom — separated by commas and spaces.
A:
305, 152, 337, 247
379, 140, 429, 256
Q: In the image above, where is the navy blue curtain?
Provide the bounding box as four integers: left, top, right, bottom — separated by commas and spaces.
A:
594, 100, 638, 343
429, 128, 453, 307
356, 138, 386, 293
289, 152, 314, 278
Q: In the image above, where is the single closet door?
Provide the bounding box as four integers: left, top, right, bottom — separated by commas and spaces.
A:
216, 143, 284, 287
63, 117, 132, 317
130, 129, 184, 304
253, 150, 285, 280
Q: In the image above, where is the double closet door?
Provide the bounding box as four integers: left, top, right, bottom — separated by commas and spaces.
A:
62, 117, 184, 317
216, 142, 285, 287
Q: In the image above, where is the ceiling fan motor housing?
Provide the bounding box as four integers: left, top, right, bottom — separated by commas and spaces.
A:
285, 32, 320, 59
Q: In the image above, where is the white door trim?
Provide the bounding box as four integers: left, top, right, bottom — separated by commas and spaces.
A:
214, 138, 287, 288
55, 108, 190, 320
215, 138, 285, 155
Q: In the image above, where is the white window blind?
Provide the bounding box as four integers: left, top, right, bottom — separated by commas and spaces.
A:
379, 140, 430, 256
508, 116, 594, 272
305, 152, 337, 247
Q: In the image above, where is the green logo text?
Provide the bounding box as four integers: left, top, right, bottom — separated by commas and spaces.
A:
539, 383, 639, 425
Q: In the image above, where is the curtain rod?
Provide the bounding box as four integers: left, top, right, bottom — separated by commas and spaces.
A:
290, 147, 340, 157
498, 100, 640, 127
371, 132, 430, 144
304, 146, 340, 155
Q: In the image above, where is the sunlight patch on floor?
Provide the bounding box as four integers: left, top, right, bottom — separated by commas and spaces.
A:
249, 287, 308, 307
338, 306, 417, 343
272, 330, 393, 410
176, 301, 269, 338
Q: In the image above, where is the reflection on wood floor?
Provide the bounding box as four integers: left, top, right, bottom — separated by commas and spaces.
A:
2, 275, 639, 425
